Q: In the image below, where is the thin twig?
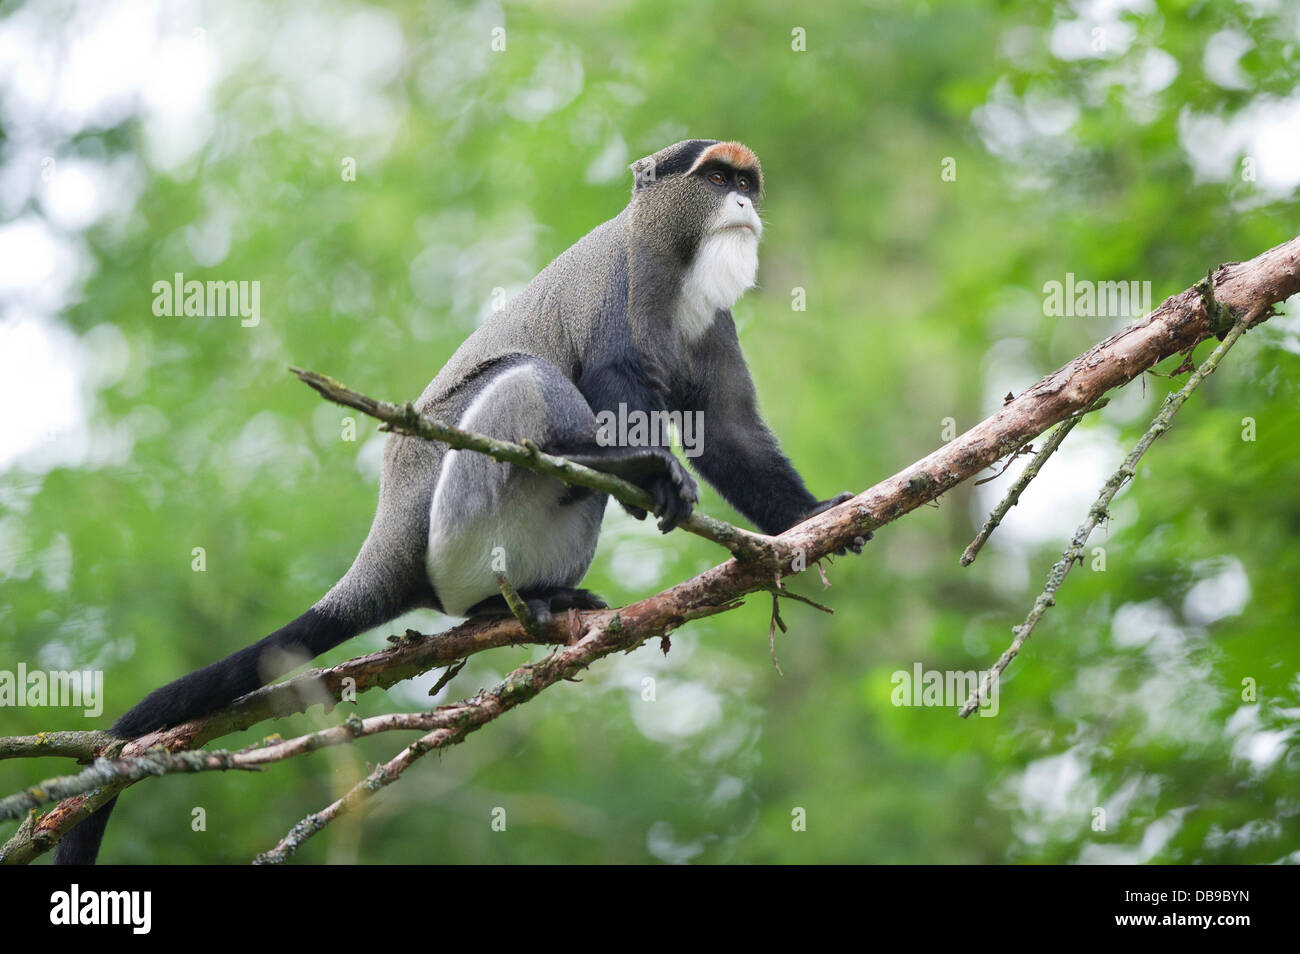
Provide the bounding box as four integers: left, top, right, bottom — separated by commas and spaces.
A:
0, 749, 252, 823
428, 660, 467, 698
961, 398, 1110, 566
495, 573, 542, 641
959, 306, 1259, 718
4, 703, 599, 823
291, 367, 775, 562
766, 587, 835, 615
768, 593, 785, 676
972, 442, 1034, 486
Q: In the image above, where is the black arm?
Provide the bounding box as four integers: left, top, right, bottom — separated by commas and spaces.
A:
676, 312, 823, 536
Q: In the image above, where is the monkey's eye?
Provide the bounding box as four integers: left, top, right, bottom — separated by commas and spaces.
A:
737, 175, 750, 192
708, 171, 727, 186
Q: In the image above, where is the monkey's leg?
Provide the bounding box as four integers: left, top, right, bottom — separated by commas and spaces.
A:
425, 358, 610, 617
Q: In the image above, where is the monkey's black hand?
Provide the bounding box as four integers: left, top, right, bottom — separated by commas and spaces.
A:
805, 491, 871, 555
622, 449, 699, 532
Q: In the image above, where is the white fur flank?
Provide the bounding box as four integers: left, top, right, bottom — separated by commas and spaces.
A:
425, 367, 601, 616
674, 195, 761, 342
427, 470, 593, 617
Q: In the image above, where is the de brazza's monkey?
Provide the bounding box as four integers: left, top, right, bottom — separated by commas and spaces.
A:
55, 139, 855, 863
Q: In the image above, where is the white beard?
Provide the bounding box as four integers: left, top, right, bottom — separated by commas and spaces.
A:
674, 206, 761, 342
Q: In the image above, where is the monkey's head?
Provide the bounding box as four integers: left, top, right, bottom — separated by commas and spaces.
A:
627, 139, 764, 267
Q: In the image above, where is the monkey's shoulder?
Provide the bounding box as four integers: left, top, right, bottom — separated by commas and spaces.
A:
414, 213, 635, 413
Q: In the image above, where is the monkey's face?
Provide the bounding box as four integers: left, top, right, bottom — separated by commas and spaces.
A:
686, 157, 763, 317
629, 140, 764, 265
696, 160, 763, 241
702, 158, 759, 231
629, 141, 765, 332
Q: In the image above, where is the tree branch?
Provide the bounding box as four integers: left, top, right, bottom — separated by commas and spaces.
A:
3, 235, 1296, 863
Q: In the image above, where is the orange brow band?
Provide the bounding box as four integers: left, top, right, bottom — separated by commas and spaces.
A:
685, 141, 761, 179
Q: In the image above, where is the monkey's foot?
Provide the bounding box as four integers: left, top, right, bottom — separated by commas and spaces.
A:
640, 455, 699, 533
467, 587, 609, 625
607, 449, 698, 532
806, 492, 873, 555
557, 444, 699, 533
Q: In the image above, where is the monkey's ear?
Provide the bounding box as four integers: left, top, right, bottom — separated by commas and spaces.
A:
629, 155, 657, 192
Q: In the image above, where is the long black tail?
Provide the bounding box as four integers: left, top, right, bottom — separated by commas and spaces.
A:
52, 795, 120, 865
53, 603, 371, 864
111, 605, 360, 738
